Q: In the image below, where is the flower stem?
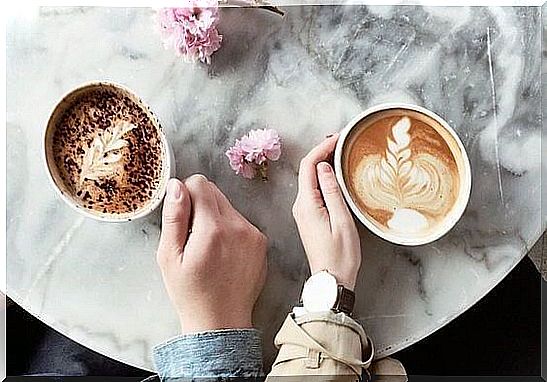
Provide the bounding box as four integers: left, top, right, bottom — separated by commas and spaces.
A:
258, 163, 269, 182
220, 0, 285, 17
259, 5, 285, 16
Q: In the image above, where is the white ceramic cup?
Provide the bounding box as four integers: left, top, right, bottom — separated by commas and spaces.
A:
44, 81, 175, 222
334, 103, 472, 246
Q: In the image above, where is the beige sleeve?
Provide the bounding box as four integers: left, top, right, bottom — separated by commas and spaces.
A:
266, 311, 407, 382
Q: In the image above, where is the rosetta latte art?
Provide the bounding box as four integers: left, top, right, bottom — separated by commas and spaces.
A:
355, 117, 454, 233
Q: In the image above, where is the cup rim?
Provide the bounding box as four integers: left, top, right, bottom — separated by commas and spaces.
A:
43, 80, 172, 223
334, 103, 472, 246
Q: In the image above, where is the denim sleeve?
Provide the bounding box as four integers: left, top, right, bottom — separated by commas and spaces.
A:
153, 328, 264, 381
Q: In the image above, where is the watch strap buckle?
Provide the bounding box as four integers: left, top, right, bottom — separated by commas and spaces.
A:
334, 285, 355, 315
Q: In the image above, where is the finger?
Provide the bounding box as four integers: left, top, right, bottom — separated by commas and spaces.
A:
208, 181, 240, 218
316, 162, 352, 226
298, 134, 339, 198
184, 174, 220, 222
157, 178, 191, 266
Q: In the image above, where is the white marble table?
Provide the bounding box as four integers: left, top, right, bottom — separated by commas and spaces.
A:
7, 5, 543, 372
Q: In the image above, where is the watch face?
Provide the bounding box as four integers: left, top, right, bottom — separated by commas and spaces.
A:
302, 271, 338, 312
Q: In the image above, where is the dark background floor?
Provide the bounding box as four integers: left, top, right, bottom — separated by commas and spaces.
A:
7, 256, 542, 378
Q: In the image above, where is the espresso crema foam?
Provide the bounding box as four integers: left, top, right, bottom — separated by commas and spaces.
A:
342, 109, 461, 237
51, 88, 164, 215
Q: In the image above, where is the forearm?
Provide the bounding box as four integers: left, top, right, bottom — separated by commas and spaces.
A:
153, 328, 264, 380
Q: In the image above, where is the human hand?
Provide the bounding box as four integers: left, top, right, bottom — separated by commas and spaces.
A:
157, 175, 268, 334
292, 134, 361, 290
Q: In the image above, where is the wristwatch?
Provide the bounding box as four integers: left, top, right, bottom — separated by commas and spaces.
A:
301, 270, 355, 315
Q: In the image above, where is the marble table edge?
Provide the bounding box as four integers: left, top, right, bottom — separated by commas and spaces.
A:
7, 225, 545, 372
7, 288, 157, 373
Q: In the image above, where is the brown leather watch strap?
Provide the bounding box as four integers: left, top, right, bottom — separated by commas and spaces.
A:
334, 285, 355, 315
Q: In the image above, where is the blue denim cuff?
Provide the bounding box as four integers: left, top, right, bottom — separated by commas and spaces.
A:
153, 328, 263, 380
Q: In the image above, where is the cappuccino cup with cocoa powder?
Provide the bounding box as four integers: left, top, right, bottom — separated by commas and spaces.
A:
44, 82, 174, 222
334, 104, 472, 246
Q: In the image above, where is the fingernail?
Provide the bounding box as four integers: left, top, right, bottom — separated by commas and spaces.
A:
166, 179, 182, 201
318, 162, 332, 173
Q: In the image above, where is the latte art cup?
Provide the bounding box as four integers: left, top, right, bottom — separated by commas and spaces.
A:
334, 103, 472, 246
43, 81, 175, 222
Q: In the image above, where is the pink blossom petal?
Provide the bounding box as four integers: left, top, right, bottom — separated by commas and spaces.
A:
155, 2, 222, 64
225, 144, 257, 179
239, 162, 257, 179
226, 128, 282, 180
265, 146, 281, 161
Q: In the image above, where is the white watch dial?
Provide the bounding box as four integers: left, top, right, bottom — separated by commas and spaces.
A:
302, 271, 338, 312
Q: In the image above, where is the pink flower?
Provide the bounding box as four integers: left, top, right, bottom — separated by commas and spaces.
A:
155, 1, 222, 64
226, 142, 257, 179
226, 129, 282, 180
239, 129, 282, 164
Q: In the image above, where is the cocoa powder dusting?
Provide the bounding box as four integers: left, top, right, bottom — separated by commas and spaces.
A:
51, 88, 164, 215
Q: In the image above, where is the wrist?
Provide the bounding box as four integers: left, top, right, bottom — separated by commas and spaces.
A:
337, 277, 356, 292
302, 270, 356, 315
179, 313, 253, 334
310, 268, 356, 291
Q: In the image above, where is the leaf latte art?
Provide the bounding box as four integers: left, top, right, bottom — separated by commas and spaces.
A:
352, 116, 456, 234
51, 87, 164, 216
80, 120, 135, 185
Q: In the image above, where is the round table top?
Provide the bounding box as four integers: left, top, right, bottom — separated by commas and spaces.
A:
7, 5, 543, 371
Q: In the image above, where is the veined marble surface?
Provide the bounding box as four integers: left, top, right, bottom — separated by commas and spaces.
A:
7, 6, 542, 371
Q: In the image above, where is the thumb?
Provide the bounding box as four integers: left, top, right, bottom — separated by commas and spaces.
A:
157, 178, 191, 266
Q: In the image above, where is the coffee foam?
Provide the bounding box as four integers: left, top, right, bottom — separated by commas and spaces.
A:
50, 87, 164, 216
342, 109, 461, 238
